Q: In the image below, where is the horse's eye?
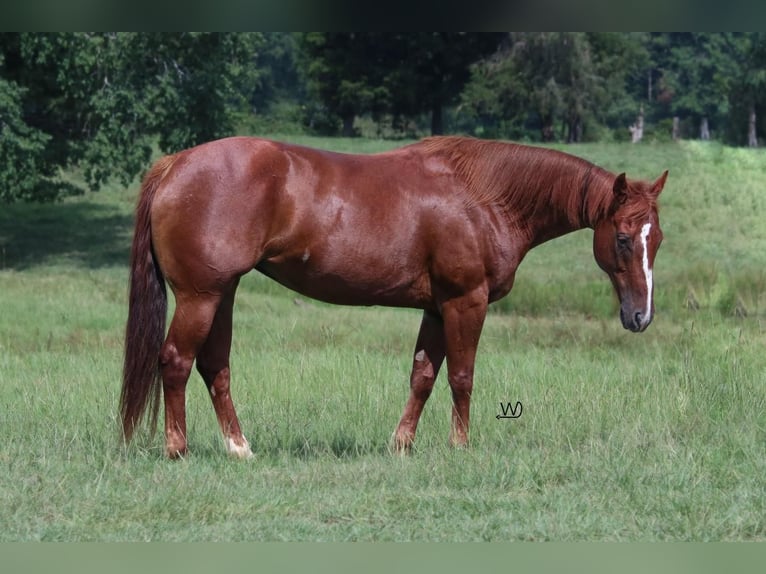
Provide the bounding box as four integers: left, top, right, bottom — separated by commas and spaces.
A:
616, 233, 632, 251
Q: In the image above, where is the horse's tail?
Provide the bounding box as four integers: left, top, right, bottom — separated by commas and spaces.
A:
120, 154, 177, 443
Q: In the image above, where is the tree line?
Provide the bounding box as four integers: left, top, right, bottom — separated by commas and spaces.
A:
2, 32, 766, 202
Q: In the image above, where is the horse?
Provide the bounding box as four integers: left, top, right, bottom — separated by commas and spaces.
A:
120, 135, 667, 459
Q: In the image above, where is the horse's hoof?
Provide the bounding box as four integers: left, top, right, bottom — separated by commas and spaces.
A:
226, 437, 253, 459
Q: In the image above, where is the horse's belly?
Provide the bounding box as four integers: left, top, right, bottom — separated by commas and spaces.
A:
255, 257, 431, 309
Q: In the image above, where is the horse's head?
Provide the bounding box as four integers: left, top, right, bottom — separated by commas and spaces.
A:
593, 170, 668, 333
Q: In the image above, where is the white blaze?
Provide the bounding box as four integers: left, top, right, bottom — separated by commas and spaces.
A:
640, 223, 653, 324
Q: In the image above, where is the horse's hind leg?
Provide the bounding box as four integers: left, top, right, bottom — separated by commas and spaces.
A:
160, 292, 222, 458
195, 280, 253, 459
393, 310, 446, 453
441, 288, 488, 448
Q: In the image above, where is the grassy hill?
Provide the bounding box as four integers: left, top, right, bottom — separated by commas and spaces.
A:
1, 136, 764, 541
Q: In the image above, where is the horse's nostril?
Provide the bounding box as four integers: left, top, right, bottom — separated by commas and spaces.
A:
634, 311, 643, 327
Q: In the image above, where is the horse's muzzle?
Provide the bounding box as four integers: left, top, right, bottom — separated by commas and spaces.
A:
620, 307, 652, 333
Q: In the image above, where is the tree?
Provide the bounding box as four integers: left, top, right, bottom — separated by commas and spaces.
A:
726, 33, 766, 147
586, 32, 650, 138
299, 33, 502, 136
128, 33, 263, 154
644, 33, 747, 140
0, 72, 55, 202
247, 33, 303, 114
459, 38, 529, 139
0, 32, 263, 201
299, 33, 391, 136
461, 33, 646, 142
384, 33, 503, 135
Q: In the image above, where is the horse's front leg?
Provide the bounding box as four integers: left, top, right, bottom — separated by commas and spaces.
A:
393, 310, 446, 453
440, 286, 488, 448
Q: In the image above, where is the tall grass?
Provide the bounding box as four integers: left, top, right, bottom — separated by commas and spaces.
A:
1, 136, 765, 540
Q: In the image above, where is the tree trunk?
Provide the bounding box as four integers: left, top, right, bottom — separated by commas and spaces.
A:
748, 105, 758, 147
672, 116, 680, 141
430, 101, 443, 135
647, 69, 652, 102
567, 117, 582, 143
700, 117, 710, 140
541, 120, 555, 142
629, 105, 644, 143
341, 114, 355, 137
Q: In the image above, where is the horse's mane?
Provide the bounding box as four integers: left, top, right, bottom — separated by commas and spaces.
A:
415, 136, 622, 227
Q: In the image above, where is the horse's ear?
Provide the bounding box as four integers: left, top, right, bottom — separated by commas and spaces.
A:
613, 173, 628, 204
650, 170, 669, 197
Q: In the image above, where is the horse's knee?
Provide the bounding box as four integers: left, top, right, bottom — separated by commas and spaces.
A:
448, 368, 473, 396
411, 379, 434, 402
160, 343, 193, 386
410, 358, 436, 400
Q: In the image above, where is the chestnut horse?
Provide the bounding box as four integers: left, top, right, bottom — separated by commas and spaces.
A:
120, 136, 667, 458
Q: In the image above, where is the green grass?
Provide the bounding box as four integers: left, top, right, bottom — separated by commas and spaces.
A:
1, 136, 765, 541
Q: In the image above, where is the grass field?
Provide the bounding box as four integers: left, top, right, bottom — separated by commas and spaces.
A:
1, 135, 765, 541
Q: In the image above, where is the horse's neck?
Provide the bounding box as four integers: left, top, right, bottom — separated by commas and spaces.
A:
579, 170, 615, 230
519, 167, 614, 247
